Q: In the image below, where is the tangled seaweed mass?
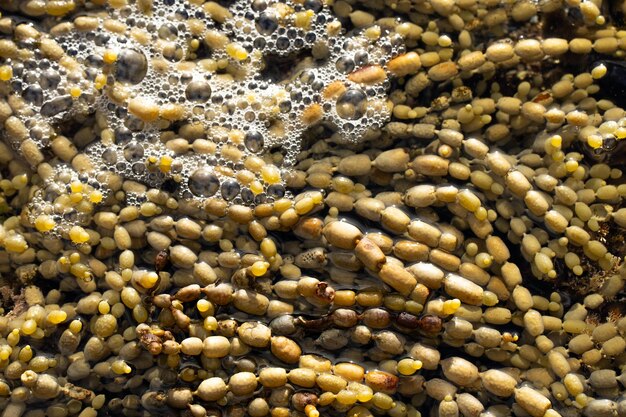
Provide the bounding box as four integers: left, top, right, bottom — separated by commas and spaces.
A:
3, 0, 626, 416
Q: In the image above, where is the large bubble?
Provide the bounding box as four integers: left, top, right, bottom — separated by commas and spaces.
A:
336, 88, 367, 120
188, 167, 220, 197
115, 49, 149, 84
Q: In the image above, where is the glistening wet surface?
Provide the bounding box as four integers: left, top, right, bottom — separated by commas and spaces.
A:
0, 1, 626, 417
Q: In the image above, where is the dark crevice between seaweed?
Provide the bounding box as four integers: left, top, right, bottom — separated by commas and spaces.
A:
260, 50, 316, 84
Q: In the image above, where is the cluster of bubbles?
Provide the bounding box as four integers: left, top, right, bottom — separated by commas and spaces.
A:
0, 0, 404, 235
